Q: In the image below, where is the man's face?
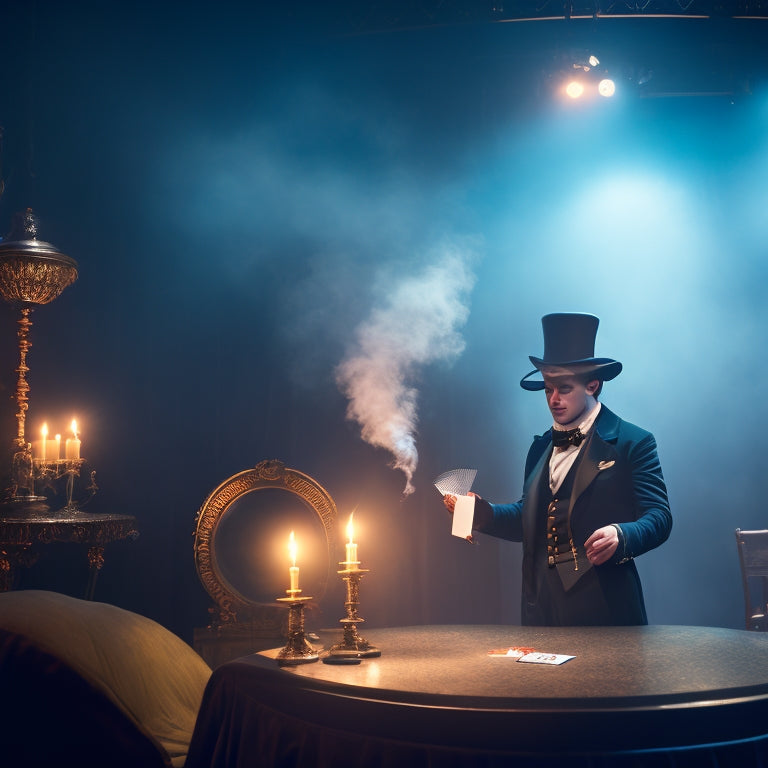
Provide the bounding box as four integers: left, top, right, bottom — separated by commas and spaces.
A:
543, 374, 598, 427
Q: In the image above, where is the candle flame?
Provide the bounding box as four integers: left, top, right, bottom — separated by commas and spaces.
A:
288, 530, 297, 567
71, 419, 79, 439
346, 513, 355, 544
42, 423, 49, 438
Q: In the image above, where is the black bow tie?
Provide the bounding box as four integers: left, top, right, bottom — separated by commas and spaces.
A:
551, 427, 585, 449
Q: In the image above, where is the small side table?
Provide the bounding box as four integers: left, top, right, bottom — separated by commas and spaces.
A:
0, 510, 139, 599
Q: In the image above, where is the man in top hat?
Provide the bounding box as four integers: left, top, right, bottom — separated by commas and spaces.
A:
443, 312, 672, 626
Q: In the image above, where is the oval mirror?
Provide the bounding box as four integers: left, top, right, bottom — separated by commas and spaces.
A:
194, 460, 337, 625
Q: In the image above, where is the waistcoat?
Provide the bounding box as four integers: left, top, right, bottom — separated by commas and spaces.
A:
538, 446, 591, 591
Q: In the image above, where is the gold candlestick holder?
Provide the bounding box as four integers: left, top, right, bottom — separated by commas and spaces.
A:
327, 563, 381, 659
31, 456, 96, 514
9, 444, 97, 515
275, 592, 318, 666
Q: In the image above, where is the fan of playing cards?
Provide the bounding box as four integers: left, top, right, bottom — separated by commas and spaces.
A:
433, 468, 477, 497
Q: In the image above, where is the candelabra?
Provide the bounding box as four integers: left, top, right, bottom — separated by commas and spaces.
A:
30, 455, 96, 514
327, 563, 381, 659
0, 210, 80, 513
275, 591, 318, 666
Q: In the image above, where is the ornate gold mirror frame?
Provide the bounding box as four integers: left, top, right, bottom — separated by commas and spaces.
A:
194, 459, 337, 627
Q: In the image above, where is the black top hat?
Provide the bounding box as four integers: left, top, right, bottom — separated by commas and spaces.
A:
520, 313, 622, 391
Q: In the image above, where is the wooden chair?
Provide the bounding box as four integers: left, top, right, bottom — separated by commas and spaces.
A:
735, 528, 768, 631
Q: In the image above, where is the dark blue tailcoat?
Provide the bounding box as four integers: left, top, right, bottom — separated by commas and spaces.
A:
477, 405, 672, 626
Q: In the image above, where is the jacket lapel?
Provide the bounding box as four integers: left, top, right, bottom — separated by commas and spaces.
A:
557, 407, 621, 591
522, 437, 551, 533
569, 406, 620, 517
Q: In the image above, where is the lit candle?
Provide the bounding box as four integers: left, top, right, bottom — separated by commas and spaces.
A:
345, 514, 359, 568
54, 434, 61, 461
41, 423, 48, 462
65, 419, 81, 460
288, 531, 300, 592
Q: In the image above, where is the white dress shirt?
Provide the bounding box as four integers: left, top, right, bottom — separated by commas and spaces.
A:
549, 402, 602, 494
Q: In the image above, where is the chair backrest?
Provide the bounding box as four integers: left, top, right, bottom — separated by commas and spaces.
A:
735, 528, 768, 631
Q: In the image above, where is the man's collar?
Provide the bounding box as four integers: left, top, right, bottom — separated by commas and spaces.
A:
538, 403, 619, 444
552, 401, 602, 435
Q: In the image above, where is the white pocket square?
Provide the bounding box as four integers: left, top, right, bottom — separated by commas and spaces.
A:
597, 460, 615, 471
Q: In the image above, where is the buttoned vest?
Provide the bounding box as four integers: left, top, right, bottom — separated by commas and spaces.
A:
537, 446, 591, 591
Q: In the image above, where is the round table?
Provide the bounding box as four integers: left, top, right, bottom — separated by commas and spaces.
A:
0, 510, 139, 597
186, 624, 768, 767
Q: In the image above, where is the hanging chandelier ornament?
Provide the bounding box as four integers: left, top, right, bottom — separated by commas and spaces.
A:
0, 208, 78, 306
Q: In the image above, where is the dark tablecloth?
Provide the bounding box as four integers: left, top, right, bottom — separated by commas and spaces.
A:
187, 624, 768, 768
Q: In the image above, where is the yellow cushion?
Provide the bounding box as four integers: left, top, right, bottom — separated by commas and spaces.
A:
0, 590, 211, 765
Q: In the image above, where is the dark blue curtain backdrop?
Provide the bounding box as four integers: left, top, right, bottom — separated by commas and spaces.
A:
1, 0, 767, 642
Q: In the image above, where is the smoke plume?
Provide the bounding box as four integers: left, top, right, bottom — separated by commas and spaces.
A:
336, 242, 477, 496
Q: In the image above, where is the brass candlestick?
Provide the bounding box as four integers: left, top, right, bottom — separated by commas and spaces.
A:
31, 456, 96, 514
327, 563, 381, 658
276, 592, 318, 666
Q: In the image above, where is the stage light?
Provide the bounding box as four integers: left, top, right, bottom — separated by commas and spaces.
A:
598, 79, 616, 98
565, 81, 584, 99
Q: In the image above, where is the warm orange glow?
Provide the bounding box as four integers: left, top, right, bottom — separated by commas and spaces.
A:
40, 423, 49, 461
288, 531, 300, 592
565, 81, 584, 99
65, 419, 81, 460
345, 514, 359, 567
346, 513, 355, 543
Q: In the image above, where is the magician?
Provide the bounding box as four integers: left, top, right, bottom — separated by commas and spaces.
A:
443, 312, 672, 626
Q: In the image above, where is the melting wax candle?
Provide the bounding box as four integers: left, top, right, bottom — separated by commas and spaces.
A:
65, 419, 81, 460
288, 531, 299, 592
345, 514, 358, 568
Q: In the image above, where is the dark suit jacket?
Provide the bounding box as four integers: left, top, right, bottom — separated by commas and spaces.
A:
476, 405, 672, 625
